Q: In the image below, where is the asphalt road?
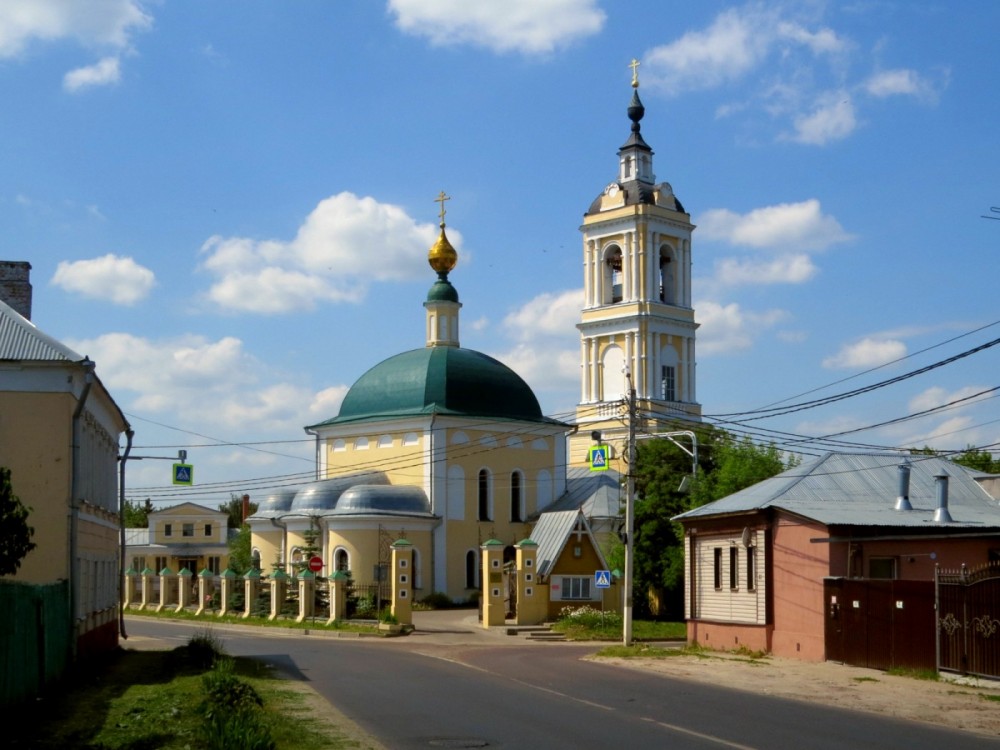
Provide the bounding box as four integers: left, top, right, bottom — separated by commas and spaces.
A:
124, 617, 998, 749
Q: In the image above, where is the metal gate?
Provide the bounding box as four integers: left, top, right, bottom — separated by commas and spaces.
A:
824, 577, 935, 671
936, 562, 1000, 679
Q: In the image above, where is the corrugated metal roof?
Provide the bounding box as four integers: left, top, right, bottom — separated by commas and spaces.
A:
531, 509, 607, 577
0, 297, 84, 362
675, 452, 1000, 528
545, 467, 623, 520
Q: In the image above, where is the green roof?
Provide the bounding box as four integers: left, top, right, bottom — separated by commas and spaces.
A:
310, 347, 562, 427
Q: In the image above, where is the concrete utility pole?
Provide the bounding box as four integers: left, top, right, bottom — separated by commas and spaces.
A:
623, 373, 637, 647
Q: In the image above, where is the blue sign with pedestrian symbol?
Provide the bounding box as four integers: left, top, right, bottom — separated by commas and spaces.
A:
589, 445, 609, 471
172, 463, 194, 486
594, 570, 611, 588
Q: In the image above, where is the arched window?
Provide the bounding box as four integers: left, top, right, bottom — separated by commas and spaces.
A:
605, 248, 623, 304
659, 245, 675, 304
334, 548, 349, 573
510, 471, 524, 522
412, 548, 422, 590
465, 550, 478, 589
478, 469, 492, 521
251, 549, 262, 571
601, 345, 626, 402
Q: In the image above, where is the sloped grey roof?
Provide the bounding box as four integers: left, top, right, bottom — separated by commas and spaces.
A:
0, 297, 84, 361
674, 452, 1000, 529
531, 509, 608, 577
544, 467, 623, 520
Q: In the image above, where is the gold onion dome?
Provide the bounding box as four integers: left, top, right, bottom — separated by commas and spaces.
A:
428, 224, 457, 275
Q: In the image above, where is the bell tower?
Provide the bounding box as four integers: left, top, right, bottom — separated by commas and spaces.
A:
570, 60, 701, 465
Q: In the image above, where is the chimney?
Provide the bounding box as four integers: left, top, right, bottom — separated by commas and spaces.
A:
894, 460, 913, 511
0, 261, 32, 320
242, 494, 250, 523
933, 472, 954, 523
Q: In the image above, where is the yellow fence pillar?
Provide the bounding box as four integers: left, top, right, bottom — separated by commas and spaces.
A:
481, 539, 505, 629
391, 539, 414, 626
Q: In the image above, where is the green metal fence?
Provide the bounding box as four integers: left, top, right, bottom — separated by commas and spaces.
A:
0, 580, 71, 706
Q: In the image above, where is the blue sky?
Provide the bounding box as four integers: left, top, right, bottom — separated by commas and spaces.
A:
2, 1, 998, 506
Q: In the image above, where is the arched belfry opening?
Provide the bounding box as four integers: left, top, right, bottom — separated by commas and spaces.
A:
659, 245, 676, 304
604, 246, 623, 304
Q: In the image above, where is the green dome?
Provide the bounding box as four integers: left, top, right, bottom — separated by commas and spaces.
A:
311, 347, 552, 426
426, 278, 459, 303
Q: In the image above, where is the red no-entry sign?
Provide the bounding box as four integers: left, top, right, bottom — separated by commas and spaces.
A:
308, 556, 323, 573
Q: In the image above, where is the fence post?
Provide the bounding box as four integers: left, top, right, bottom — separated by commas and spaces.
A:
243, 569, 260, 619
327, 571, 348, 624
269, 570, 288, 621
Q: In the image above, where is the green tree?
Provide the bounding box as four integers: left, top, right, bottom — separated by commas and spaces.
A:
220, 493, 258, 529
228, 524, 254, 574
951, 446, 1000, 473
631, 429, 795, 618
0, 467, 36, 576
123, 498, 154, 527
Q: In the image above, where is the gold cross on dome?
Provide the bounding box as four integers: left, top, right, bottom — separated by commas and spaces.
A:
434, 191, 451, 224
629, 57, 640, 88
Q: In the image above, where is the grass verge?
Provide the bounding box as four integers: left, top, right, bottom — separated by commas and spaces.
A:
551, 618, 686, 642
10, 641, 374, 749
126, 606, 378, 634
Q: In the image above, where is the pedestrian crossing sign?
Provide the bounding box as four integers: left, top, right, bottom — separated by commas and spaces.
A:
172, 463, 194, 486
595, 570, 611, 588
589, 445, 609, 471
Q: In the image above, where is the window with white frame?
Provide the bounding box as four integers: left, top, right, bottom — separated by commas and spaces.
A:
560, 576, 592, 600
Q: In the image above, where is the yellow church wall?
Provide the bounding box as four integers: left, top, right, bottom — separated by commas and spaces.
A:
323, 430, 426, 488
326, 525, 433, 594
253, 529, 283, 573
0, 391, 74, 583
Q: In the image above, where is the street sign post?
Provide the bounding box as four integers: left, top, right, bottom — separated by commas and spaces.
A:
308, 556, 324, 573
595, 570, 611, 588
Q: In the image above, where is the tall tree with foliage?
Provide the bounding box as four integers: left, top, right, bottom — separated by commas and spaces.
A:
123, 498, 155, 527
0, 467, 36, 576
631, 428, 795, 619
227, 524, 254, 574
951, 446, 1000, 473
220, 493, 258, 529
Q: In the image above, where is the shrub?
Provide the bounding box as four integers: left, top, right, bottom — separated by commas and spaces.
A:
187, 629, 225, 669
417, 591, 453, 609
558, 605, 622, 628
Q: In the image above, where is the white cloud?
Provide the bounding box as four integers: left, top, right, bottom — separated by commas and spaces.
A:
0, 0, 151, 58
643, 5, 843, 96
698, 200, 852, 251
387, 0, 604, 54
822, 337, 907, 369
200, 192, 458, 314
51, 253, 155, 305
695, 300, 788, 355
67, 331, 344, 435
63, 56, 121, 92
788, 92, 858, 144
908, 385, 993, 416
863, 68, 938, 102
491, 342, 579, 407
502, 289, 581, 340
714, 253, 818, 286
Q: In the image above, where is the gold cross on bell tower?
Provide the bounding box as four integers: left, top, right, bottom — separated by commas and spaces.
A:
434, 191, 451, 225
629, 57, 640, 88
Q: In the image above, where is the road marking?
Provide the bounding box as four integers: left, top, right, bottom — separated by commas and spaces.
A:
641, 716, 758, 749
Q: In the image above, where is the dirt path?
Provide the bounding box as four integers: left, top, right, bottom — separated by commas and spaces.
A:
594, 651, 1000, 739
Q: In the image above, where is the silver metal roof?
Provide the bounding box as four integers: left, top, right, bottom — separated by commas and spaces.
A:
674, 452, 1000, 528
531, 509, 608, 577
544, 467, 623, 520
0, 297, 84, 361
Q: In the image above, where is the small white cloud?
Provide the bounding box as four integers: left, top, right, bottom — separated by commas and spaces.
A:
775, 21, 846, 55
490, 342, 579, 401
698, 200, 852, 251
200, 192, 458, 314
0, 0, 152, 58
51, 254, 155, 305
387, 0, 604, 55
63, 56, 121, 92
788, 92, 857, 144
714, 254, 818, 286
502, 289, 581, 340
822, 337, 907, 369
309, 386, 350, 420
695, 300, 788, 355
908, 385, 993, 415
863, 68, 939, 102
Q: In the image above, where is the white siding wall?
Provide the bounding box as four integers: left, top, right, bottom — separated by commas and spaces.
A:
692, 530, 766, 625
